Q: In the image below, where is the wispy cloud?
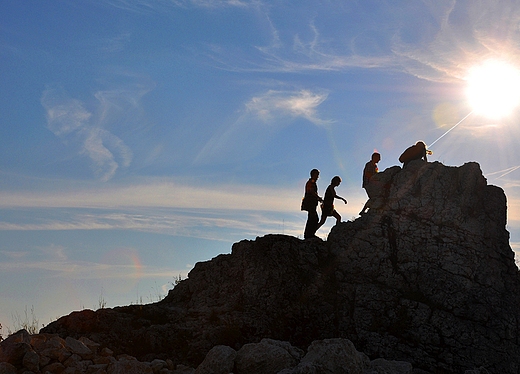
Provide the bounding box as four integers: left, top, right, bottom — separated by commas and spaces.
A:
42, 94, 92, 136
387, 1, 520, 82
0, 173, 311, 238
189, 0, 250, 7
0, 242, 182, 286
0, 177, 372, 244
46, 2, 520, 88
198, 1, 520, 84
195, 88, 331, 163
0, 207, 305, 242
0, 255, 177, 281
41, 83, 152, 181
252, 17, 399, 73
36, 244, 68, 262
246, 89, 331, 126
102, 0, 169, 13
100, 32, 132, 53
0, 250, 29, 260
0, 178, 299, 211
102, 0, 250, 13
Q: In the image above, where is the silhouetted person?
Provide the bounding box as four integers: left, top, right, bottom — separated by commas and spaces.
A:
399, 141, 429, 167
360, 152, 380, 215
317, 176, 347, 229
302, 169, 323, 239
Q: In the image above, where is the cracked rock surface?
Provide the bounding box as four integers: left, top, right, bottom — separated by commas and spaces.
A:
40, 161, 520, 373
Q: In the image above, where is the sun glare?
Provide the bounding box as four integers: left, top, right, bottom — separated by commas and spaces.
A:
466, 60, 520, 119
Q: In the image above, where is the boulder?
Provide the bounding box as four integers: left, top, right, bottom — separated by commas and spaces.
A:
235, 339, 303, 374
287, 338, 370, 374
0, 362, 17, 374
0, 330, 32, 366
364, 358, 413, 374
194, 345, 236, 374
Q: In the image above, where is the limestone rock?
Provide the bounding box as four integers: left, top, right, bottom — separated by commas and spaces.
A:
40, 162, 520, 373
173, 364, 196, 374
107, 356, 153, 374
0, 362, 17, 374
22, 349, 39, 372
194, 345, 236, 374
364, 358, 413, 374
65, 336, 92, 358
0, 330, 32, 366
286, 338, 370, 374
0, 330, 170, 374
235, 338, 303, 374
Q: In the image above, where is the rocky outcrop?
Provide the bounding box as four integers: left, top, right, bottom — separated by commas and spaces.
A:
39, 161, 520, 373
326, 161, 520, 371
0, 330, 412, 374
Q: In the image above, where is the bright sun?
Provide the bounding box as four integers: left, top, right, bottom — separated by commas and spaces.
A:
466, 60, 520, 119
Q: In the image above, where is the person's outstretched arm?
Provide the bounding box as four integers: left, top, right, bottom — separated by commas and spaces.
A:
336, 195, 347, 204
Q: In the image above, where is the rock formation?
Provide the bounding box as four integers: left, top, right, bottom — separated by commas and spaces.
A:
35, 160, 520, 373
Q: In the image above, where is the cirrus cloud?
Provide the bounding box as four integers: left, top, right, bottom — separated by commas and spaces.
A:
41, 84, 151, 181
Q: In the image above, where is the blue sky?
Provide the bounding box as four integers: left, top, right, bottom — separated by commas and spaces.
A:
2, 0, 520, 332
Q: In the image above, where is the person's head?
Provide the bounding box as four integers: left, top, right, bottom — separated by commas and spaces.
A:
331, 176, 342, 186
371, 152, 381, 163
310, 168, 320, 180
416, 141, 426, 149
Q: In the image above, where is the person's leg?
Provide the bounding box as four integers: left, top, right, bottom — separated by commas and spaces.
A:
333, 211, 341, 225
316, 212, 327, 230
304, 210, 319, 238
360, 201, 368, 215
360, 189, 370, 214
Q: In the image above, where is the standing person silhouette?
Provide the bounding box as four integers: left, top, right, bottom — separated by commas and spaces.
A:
317, 176, 347, 230
301, 169, 323, 239
360, 152, 380, 215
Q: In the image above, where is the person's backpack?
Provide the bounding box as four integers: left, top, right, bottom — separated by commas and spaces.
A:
399, 145, 417, 164
301, 196, 311, 211
301, 194, 318, 211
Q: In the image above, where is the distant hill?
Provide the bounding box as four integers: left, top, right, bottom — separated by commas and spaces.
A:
40, 160, 520, 373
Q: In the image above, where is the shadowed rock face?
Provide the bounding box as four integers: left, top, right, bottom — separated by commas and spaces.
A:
41, 161, 520, 373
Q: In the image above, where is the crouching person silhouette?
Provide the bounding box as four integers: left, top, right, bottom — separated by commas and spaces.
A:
399, 141, 430, 167
317, 176, 347, 230
301, 169, 323, 239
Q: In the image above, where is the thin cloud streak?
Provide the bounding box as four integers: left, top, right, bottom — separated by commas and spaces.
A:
246, 89, 332, 126
0, 243, 180, 281
92, 1, 520, 84
2, 176, 518, 238
0, 207, 305, 241
0, 181, 299, 212
200, 1, 520, 87
195, 89, 331, 164
380, 1, 520, 83
0, 259, 177, 280
0, 194, 370, 246
102, 0, 250, 13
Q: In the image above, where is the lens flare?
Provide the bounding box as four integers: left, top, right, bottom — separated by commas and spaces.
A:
432, 102, 459, 129
466, 60, 520, 119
